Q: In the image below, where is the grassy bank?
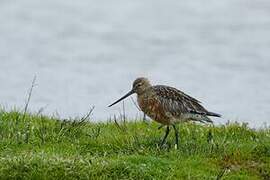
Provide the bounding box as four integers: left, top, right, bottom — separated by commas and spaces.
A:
0, 110, 269, 179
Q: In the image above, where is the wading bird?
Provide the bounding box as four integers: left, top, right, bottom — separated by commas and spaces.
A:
109, 77, 221, 148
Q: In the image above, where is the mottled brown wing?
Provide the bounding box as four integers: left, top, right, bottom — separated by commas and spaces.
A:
152, 85, 208, 117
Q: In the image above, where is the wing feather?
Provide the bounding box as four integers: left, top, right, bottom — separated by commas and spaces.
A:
153, 85, 208, 116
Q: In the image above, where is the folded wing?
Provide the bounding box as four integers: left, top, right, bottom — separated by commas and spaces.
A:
152, 85, 220, 118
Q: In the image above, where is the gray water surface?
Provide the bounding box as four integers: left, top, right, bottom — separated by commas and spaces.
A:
1, 0, 270, 128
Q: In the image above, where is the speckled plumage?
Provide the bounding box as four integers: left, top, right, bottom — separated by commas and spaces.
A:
109, 77, 221, 148
137, 85, 220, 125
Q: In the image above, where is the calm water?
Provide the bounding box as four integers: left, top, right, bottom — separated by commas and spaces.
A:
1, 0, 270, 128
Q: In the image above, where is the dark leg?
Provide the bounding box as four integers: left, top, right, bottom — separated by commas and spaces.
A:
173, 125, 179, 149
160, 126, 170, 147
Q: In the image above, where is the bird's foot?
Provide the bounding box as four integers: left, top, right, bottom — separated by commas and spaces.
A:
159, 140, 166, 148
158, 142, 168, 149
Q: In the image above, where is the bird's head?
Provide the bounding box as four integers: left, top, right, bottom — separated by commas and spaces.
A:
108, 77, 151, 107
132, 77, 151, 95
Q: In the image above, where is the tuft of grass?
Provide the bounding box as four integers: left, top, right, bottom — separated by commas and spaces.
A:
0, 110, 269, 179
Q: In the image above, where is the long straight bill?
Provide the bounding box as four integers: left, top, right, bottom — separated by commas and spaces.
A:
108, 90, 134, 107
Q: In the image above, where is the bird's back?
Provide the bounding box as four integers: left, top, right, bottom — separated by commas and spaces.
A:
153, 85, 207, 115
138, 85, 220, 124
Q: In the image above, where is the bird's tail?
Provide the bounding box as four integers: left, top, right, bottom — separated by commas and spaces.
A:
206, 111, 222, 117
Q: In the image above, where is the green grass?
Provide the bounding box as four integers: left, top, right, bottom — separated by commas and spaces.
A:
0, 110, 269, 179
